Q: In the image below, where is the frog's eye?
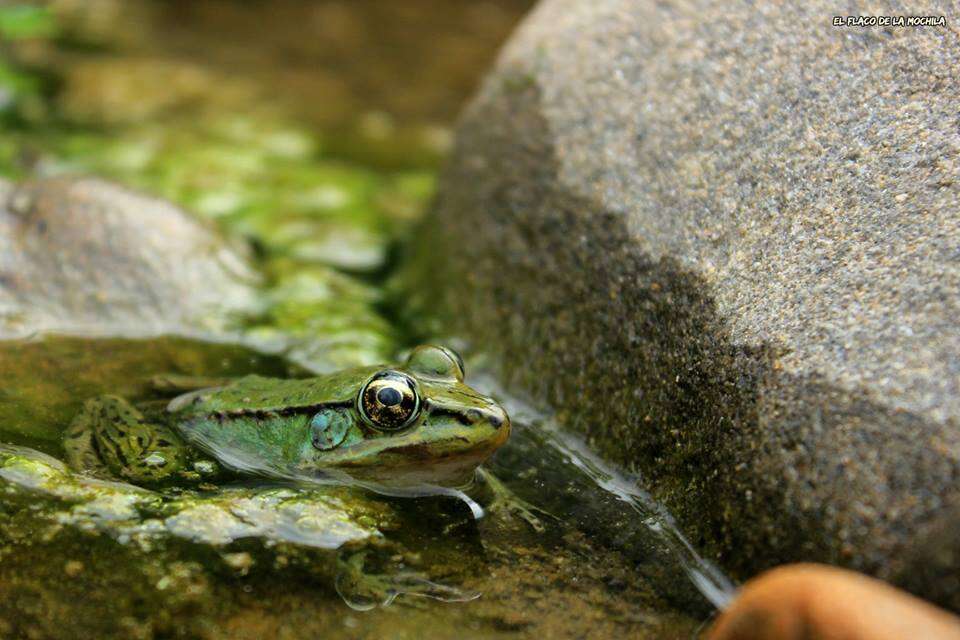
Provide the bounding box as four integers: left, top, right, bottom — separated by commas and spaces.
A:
405, 345, 465, 382
357, 370, 420, 431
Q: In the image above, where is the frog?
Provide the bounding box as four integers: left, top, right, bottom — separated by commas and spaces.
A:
62, 344, 544, 530
64, 344, 509, 489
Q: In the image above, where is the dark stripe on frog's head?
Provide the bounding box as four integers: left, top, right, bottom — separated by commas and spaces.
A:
204, 400, 354, 422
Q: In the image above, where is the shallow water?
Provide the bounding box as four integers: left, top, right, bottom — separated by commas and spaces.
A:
0, 333, 731, 637
0, 2, 734, 637
492, 393, 737, 611
0, 335, 299, 452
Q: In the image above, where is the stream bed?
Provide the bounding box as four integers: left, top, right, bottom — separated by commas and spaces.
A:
0, 2, 735, 638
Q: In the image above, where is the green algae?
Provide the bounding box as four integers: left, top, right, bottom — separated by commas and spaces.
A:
28, 109, 432, 369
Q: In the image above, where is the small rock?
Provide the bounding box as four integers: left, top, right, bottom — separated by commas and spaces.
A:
0, 176, 261, 339
221, 552, 254, 576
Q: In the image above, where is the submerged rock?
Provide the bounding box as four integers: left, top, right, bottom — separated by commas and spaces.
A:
0, 335, 295, 445
408, 0, 960, 608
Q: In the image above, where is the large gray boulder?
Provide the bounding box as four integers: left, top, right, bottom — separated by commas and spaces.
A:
407, 0, 960, 607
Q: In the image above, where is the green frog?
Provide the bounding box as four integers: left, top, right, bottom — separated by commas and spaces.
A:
63, 345, 509, 492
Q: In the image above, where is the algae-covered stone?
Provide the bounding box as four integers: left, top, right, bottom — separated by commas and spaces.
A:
0, 443, 465, 635
408, 0, 960, 608
0, 444, 394, 549
0, 432, 706, 639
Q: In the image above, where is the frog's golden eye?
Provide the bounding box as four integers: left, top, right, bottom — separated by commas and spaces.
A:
357, 370, 420, 431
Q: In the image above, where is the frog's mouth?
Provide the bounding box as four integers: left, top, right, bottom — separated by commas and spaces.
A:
308, 409, 510, 488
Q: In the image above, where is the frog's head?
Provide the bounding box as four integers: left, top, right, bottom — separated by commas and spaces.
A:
308, 345, 510, 488
176, 345, 510, 488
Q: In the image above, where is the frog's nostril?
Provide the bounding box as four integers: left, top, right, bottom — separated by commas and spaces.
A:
463, 407, 507, 428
